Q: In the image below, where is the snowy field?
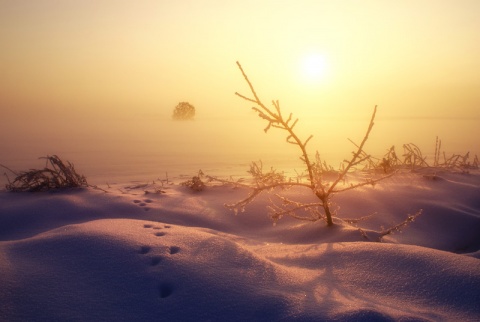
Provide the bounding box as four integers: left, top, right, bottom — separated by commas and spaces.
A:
1, 167, 479, 321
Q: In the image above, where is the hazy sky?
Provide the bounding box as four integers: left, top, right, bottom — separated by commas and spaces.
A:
1, 0, 479, 172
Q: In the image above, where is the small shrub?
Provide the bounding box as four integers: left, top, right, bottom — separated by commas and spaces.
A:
172, 102, 195, 120
227, 62, 392, 226
2, 155, 88, 192
181, 170, 206, 191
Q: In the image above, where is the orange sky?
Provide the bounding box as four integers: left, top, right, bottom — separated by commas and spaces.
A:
1, 0, 479, 165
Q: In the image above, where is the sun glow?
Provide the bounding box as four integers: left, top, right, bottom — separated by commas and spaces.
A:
300, 54, 329, 83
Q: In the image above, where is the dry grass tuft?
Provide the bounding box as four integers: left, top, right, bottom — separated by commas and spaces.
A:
2, 155, 88, 192
376, 137, 478, 173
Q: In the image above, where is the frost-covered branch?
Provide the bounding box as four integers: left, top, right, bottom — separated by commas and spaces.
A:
231, 61, 392, 227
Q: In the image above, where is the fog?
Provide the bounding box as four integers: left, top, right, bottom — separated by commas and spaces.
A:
1, 110, 478, 186
0, 115, 294, 185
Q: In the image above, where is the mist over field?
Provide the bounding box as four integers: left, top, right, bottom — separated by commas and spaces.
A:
1, 111, 478, 186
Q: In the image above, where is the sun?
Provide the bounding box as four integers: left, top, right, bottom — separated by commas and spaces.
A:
300, 53, 328, 83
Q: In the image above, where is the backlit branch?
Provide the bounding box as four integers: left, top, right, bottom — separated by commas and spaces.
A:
231, 62, 392, 227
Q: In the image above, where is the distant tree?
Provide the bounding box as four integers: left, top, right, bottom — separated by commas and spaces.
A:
172, 102, 195, 120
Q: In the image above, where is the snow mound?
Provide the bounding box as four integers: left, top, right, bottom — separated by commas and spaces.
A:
1, 171, 479, 321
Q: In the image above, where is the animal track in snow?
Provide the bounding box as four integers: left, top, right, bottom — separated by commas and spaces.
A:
140, 223, 180, 299
158, 283, 174, 298
150, 256, 163, 266
139, 246, 151, 254
133, 198, 153, 211
143, 223, 168, 237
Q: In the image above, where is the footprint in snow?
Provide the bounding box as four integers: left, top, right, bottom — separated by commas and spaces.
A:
133, 198, 153, 211
139, 245, 151, 254
169, 246, 181, 255
140, 223, 180, 298
158, 283, 174, 298
150, 256, 163, 266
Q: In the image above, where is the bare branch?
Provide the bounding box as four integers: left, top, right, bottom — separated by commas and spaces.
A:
235, 92, 257, 104
379, 210, 423, 240
236, 61, 262, 105
290, 118, 298, 129
329, 105, 377, 194
285, 113, 293, 126
331, 172, 394, 193
304, 135, 313, 147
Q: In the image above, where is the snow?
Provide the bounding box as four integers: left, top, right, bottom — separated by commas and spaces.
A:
1, 169, 480, 321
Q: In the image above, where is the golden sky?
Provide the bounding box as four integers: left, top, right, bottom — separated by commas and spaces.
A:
1, 0, 479, 165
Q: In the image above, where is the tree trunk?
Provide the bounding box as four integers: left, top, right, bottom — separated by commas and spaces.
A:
324, 204, 334, 226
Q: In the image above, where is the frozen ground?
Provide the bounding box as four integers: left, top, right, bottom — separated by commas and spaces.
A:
1, 169, 479, 321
